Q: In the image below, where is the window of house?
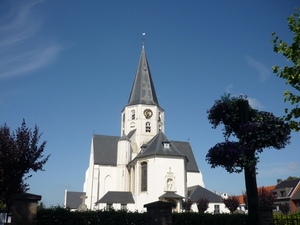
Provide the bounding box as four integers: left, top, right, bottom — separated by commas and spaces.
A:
214, 205, 220, 214
141, 162, 147, 192
146, 122, 151, 133
121, 204, 127, 210
280, 191, 286, 197
106, 203, 112, 209
131, 110, 135, 120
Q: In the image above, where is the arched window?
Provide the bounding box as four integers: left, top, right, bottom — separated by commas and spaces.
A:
131, 110, 135, 120
146, 122, 151, 133
141, 162, 147, 192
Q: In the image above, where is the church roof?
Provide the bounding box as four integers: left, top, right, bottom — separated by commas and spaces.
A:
170, 140, 200, 172
188, 185, 223, 203
135, 131, 186, 159
95, 191, 135, 204
92, 133, 200, 172
65, 191, 85, 209
93, 135, 119, 166
127, 46, 159, 107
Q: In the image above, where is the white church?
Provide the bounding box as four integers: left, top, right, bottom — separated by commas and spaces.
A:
64, 45, 228, 213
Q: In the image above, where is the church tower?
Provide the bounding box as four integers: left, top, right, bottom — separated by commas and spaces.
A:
121, 45, 164, 157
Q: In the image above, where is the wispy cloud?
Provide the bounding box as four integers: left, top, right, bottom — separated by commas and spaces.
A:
258, 162, 300, 178
225, 84, 233, 94
0, 0, 62, 79
227, 89, 264, 110
247, 97, 264, 110
245, 56, 271, 82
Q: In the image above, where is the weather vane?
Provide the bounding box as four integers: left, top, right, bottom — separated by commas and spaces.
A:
142, 32, 146, 46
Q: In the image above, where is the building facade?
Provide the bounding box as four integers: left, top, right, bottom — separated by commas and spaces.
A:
68, 45, 205, 211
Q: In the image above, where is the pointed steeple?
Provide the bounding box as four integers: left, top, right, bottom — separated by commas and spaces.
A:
127, 46, 159, 106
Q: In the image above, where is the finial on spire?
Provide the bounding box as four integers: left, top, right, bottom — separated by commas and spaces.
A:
142, 32, 146, 47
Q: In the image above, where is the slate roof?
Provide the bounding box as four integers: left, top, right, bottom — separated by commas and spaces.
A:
274, 178, 300, 199
92, 133, 200, 172
65, 191, 85, 209
171, 140, 200, 172
95, 191, 135, 205
135, 131, 186, 159
275, 179, 300, 191
127, 46, 159, 107
188, 185, 223, 203
93, 135, 119, 166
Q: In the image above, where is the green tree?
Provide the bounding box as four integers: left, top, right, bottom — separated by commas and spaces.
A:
286, 176, 300, 180
0, 120, 50, 211
272, 9, 300, 131
206, 96, 291, 225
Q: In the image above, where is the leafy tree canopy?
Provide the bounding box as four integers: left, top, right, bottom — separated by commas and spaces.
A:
206, 96, 291, 173
286, 176, 300, 180
272, 8, 300, 131
0, 120, 50, 210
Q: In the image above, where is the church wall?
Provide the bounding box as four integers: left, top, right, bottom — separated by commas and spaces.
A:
187, 172, 205, 188
85, 164, 117, 210
134, 157, 186, 211
117, 139, 131, 191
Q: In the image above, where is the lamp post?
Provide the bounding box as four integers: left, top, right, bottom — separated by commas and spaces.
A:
239, 99, 261, 225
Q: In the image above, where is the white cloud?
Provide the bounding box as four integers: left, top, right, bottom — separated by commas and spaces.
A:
0, 0, 62, 79
245, 56, 271, 82
225, 84, 233, 94
247, 97, 264, 110
258, 162, 300, 178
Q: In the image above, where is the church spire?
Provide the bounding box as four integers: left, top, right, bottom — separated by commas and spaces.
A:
127, 46, 159, 107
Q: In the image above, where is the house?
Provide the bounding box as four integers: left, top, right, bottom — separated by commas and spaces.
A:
64, 44, 205, 212
273, 178, 300, 212
236, 185, 276, 213
188, 185, 229, 213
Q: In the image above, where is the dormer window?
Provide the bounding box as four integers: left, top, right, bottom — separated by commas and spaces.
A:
163, 142, 170, 149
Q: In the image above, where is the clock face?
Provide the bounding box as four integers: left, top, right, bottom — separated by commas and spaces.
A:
143, 109, 153, 119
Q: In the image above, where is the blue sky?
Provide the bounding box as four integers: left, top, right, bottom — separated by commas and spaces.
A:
1, 0, 299, 207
